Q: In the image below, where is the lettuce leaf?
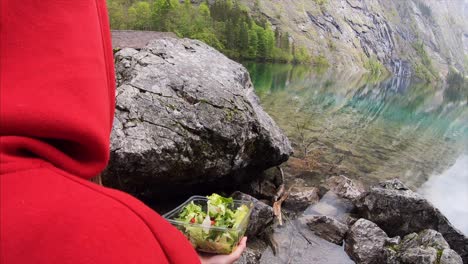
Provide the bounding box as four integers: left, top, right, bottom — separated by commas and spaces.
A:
232, 204, 249, 229
177, 201, 206, 224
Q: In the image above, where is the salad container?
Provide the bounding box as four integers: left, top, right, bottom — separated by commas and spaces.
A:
163, 195, 253, 254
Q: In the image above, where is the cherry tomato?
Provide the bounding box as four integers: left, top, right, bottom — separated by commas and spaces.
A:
190, 218, 196, 223
211, 220, 215, 225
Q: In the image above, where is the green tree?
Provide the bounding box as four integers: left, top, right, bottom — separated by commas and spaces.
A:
128, 1, 151, 30
264, 23, 275, 59
151, 0, 180, 31
192, 30, 224, 51
107, 0, 126, 29
281, 32, 290, 52
254, 24, 267, 59
247, 28, 258, 59
294, 46, 311, 63
238, 22, 249, 55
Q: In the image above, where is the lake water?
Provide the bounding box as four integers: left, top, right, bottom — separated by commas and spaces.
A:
244, 62, 468, 234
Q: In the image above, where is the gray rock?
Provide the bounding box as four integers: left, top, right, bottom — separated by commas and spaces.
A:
231, 191, 274, 237
248, 167, 284, 200
304, 215, 348, 245
384, 236, 402, 247
382, 229, 463, 264
326, 175, 365, 201
343, 214, 358, 226
235, 238, 267, 264
384, 247, 400, 264
104, 38, 292, 198
397, 232, 420, 251
235, 247, 262, 264
397, 229, 450, 252
357, 179, 468, 262
248, 178, 277, 201
418, 229, 450, 251
345, 218, 388, 264
399, 247, 438, 264
283, 186, 320, 212
261, 220, 354, 264
441, 249, 464, 264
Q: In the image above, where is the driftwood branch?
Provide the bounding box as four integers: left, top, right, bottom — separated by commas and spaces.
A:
273, 190, 289, 225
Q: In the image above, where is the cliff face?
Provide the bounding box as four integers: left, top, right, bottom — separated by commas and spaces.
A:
238, 0, 467, 77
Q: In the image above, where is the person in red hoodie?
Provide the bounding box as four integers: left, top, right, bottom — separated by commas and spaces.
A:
0, 1, 246, 263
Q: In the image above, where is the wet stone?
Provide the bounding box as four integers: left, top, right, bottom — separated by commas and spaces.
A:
303, 215, 349, 245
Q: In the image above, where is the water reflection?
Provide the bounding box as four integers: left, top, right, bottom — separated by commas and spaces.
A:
244, 62, 468, 189
419, 155, 468, 235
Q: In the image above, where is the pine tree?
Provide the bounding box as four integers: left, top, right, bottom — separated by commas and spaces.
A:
254, 24, 267, 60
264, 23, 275, 59
247, 28, 258, 58
128, 1, 151, 30
239, 22, 249, 55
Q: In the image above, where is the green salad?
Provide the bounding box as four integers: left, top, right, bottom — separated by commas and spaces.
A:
176, 194, 250, 254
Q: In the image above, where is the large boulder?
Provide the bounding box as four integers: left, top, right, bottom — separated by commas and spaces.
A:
357, 179, 468, 263
103, 38, 292, 198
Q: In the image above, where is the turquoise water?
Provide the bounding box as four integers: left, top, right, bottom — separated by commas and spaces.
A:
245, 62, 468, 233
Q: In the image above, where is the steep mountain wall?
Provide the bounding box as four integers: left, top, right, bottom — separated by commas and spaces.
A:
238, 0, 467, 78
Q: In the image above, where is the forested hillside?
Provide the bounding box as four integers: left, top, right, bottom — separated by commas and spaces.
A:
107, 0, 311, 63
107, 0, 467, 81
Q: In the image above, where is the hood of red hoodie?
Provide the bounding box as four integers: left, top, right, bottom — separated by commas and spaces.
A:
0, 0, 116, 179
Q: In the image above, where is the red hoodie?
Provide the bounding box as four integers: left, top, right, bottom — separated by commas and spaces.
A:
0, 1, 200, 263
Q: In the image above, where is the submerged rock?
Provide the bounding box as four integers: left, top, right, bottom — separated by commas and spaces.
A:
104, 38, 292, 198
283, 186, 320, 212
357, 179, 468, 263
345, 218, 388, 264
262, 220, 353, 264
326, 175, 365, 201
231, 191, 274, 237
304, 191, 355, 221
304, 215, 348, 245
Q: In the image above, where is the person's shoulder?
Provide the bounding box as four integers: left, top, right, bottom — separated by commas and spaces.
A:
1, 166, 174, 264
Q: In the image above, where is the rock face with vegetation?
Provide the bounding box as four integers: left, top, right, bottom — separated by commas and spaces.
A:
237, 0, 467, 79
107, 0, 467, 79
103, 37, 292, 198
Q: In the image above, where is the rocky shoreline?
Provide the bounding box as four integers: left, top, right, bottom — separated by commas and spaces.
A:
104, 35, 467, 264
234, 176, 466, 264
